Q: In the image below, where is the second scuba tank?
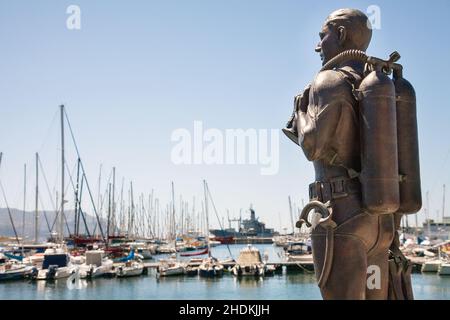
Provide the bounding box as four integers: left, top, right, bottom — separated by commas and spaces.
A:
358, 69, 400, 214
393, 66, 422, 214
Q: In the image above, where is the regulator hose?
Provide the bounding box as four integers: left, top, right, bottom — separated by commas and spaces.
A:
320, 49, 401, 74
320, 49, 368, 72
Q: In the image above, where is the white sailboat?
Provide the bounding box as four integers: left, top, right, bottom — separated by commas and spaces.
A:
157, 258, 185, 277
116, 260, 144, 277
198, 180, 224, 278
157, 182, 185, 277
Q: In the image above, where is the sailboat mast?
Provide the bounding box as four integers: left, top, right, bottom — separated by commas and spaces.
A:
107, 183, 111, 244
22, 163, 26, 252
112, 167, 116, 236
203, 180, 211, 257
426, 191, 430, 236
288, 196, 294, 235
60, 104, 65, 244
74, 158, 81, 236
130, 181, 134, 239
35, 153, 39, 243
443, 184, 446, 223
171, 181, 176, 247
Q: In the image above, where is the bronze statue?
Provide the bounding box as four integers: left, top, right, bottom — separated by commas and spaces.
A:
283, 8, 421, 300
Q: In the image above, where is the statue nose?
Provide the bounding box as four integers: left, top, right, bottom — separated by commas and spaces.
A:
315, 43, 322, 53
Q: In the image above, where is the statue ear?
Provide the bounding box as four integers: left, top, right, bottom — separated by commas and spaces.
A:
337, 26, 347, 46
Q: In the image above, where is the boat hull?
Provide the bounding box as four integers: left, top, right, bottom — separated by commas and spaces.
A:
158, 266, 185, 277
116, 265, 144, 277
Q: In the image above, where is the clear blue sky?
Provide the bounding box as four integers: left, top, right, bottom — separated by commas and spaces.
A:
0, 0, 449, 232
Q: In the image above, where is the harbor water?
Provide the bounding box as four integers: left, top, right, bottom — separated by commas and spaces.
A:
1, 244, 449, 300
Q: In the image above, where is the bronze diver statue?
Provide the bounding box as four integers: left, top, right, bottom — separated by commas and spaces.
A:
284, 8, 421, 300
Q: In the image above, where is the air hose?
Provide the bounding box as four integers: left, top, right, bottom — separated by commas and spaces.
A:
320, 49, 401, 74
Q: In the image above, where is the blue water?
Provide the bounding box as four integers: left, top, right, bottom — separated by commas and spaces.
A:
0, 244, 449, 300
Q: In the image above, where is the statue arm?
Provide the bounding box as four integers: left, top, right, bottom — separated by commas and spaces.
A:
298, 70, 353, 161
298, 102, 342, 161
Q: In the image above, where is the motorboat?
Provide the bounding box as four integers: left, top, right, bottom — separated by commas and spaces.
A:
198, 256, 224, 277
184, 265, 199, 276
0, 261, 34, 281
231, 245, 266, 277
33, 247, 77, 280
79, 250, 114, 279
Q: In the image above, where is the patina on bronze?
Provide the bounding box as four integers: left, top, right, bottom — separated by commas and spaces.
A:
284, 8, 421, 300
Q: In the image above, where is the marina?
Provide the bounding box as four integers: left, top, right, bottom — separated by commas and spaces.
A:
0, 244, 450, 300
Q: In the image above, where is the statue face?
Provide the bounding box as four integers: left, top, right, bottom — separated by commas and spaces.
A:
315, 23, 341, 66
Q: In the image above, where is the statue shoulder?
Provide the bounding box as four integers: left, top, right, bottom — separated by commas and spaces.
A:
312, 69, 354, 96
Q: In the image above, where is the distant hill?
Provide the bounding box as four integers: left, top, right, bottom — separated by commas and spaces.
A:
0, 208, 108, 242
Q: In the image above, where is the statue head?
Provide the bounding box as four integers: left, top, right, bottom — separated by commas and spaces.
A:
316, 8, 372, 65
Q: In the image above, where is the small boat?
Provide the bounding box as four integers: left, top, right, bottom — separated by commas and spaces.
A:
184, 265, 199, 276
79, 250, 114, 279
231, 245, 266, 277
283, 241, 315, 272
198, 257, 224, 277
34, 247, 77, 280
180, 248, 208, 257
264, 264, 280, 276
157, 259, 185, 277
116, 260, 144, 277
0, 261, 34, 281
284, 242, 311, 255
22, 253, 45, 266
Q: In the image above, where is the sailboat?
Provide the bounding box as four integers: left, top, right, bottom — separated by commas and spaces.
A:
157, 256, 186, 277
114, 249, 145, 277
157, 182, 185, 277
180, 247, 208, 257
116, 260, 144, 278
198, 180, 224, 278
0, 154, 35, 281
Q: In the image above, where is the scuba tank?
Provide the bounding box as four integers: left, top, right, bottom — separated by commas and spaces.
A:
392, 65, 422, 214
357, 67, 400, 214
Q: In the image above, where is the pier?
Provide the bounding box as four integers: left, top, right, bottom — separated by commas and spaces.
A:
141, 260, 315, 271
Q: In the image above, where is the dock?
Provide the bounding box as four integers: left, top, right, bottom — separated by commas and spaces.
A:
141, 260, 315, 272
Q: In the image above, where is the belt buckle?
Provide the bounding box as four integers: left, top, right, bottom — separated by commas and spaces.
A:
330, 177, 348, 199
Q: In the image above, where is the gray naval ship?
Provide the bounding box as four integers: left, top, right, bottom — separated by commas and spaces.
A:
209, 206, 278, 243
